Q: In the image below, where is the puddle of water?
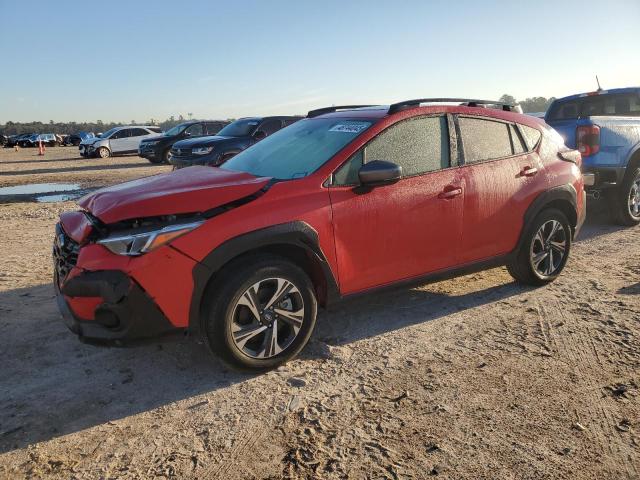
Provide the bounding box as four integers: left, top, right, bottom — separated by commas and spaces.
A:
0, 183, 80, 195
36, 192, 87, 203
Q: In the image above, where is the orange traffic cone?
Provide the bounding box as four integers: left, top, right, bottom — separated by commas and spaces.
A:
38, 140, 45, 156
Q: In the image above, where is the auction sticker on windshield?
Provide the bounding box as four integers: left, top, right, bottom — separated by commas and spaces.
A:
329, 121, 371, 134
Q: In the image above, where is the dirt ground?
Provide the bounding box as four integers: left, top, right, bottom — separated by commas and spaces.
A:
0, 147, 638, 479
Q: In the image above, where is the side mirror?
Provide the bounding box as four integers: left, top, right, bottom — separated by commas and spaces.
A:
358, 160, 402, 187
253, 130, 266, 140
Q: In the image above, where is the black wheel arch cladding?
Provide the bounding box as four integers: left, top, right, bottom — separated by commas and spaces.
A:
188, 221, 340, 337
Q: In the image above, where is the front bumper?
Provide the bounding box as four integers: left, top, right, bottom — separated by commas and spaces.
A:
138, 143, 160, 159
55, 270, 181, 344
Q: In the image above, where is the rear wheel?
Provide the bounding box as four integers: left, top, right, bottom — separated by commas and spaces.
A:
203, 255, 317, 371
609, 167, 640, 226
507, 208, 571, 286
97, 147, 110, 158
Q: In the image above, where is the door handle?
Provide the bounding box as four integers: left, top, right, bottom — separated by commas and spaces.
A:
521, 166, 538, 177
438, 186, 463, 199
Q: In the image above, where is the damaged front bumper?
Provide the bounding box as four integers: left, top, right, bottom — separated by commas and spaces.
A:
55, 270, 181, 344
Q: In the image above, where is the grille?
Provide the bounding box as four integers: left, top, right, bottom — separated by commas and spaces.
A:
171, 147, 191, 157
53, 224, 80, 285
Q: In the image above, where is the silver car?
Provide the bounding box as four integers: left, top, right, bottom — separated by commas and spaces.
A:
79, 126, 162, 158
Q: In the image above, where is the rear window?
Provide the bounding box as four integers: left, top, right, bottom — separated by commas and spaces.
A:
519, 125, 542, 150
547, 93, 640, 120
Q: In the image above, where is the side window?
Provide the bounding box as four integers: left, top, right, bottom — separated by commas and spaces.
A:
509, 124, 526, 154
205, 123, 223, 135
185, 124, 204, 136
257, 119, 282, 136
149, 127, 162, 134
519, 125, 542, 151
333, 150, 364, 186
458, 117, 512, 163
130, 128, 150, 137
112, 129, 130, 139
365, 116, 450, 177
283, 118, 300, 127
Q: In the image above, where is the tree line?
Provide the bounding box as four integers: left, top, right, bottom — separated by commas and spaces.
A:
0, 95, 555, 135
0, 115, 234, 136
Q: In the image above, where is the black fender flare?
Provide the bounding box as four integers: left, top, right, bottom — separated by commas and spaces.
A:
188, 221, 339, 335
514, 184, 578, 255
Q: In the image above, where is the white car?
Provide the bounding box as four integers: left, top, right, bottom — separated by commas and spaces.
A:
79, 126, 162, 158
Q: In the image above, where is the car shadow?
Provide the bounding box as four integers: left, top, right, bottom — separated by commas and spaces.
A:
575, 200, 630, 243
0, 271, 524, 453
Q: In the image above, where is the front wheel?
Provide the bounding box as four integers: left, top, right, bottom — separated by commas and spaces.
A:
507, 208, 571, 286
203, 255, 318, 371
97, 147, 110, 158
609, 167, 640, 226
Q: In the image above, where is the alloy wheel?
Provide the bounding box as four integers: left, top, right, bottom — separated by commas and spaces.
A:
529, 220, 568, 277
98, 148, 110, 158
230, 277, 304, 359
628, 178, 640, 219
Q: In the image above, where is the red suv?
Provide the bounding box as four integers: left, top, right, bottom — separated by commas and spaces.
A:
54, 98, 586, 370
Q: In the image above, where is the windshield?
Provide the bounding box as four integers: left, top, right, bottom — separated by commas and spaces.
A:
164, 124, 187, 136
221, 118, 373, 180
217, 119, 260, 137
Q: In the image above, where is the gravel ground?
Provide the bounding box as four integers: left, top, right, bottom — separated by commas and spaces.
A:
0, 147, 638, 479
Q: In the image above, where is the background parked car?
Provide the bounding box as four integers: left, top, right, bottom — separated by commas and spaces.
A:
169, 116, 301, 169
138, 120, 228, 164
6, 133, 33, 148
545, 87, 640, 225
18, 133, 59, 147
80, 126, 162, 158
64, 131, 94, 146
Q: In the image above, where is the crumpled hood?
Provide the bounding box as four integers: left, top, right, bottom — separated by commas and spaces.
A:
78, 166, 270, 224
173, 135, 233, 148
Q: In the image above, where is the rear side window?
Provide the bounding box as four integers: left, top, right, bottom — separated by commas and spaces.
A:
519, 125, 542, 150
130, 128, 150, 137
149, 127, 163, 133
257, 119, 282, 136
458, 117, 512, 163
366, 116, 450, 177
205, 123, 223, 135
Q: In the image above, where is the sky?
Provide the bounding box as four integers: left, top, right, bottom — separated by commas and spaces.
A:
1, 0, 639, 123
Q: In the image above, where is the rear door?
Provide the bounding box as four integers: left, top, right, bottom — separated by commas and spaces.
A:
129, 128, 152, 152
328, 115, 464, 294
456, 116, 543, 263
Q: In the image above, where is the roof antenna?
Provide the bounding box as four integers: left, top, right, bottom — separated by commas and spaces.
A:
596, 75, 603, 92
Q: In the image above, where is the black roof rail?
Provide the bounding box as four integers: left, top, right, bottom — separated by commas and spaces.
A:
307, 105, 378, 118
388, 98, 516, 115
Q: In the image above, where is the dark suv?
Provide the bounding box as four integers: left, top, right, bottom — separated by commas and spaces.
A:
139, 120, 228, 164
54, 98, 587, 370
169, 116, 301, 169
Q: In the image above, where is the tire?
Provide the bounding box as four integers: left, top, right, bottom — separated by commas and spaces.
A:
203, 254, 318, 371
97, 147, 110, 158
507, 208, 572, 286
608, 167, 640, 226
148, 148, 170, 164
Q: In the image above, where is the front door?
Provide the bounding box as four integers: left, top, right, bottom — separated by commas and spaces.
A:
328, 115, 464, 294
108, 128, 131, 153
